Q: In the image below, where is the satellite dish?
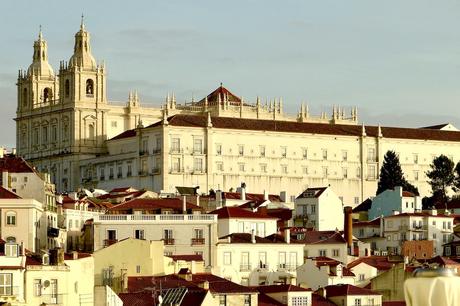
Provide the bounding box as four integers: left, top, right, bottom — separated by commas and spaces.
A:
43, 280, 50, 287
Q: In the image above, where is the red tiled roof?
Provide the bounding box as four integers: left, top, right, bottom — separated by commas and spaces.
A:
402, 191, 416, 197
297, 187, 328, 199
312, 293, 337, 306
198, 85, 242, 105
223, 192, 282, 202
0, 187, 21, 199
110, 129, 137, 140
347, 256, 395, 271
353, 218, 381, 228
426, 255, 460, 266
255, 284, 311, 293
118, 292, 156, 306
109, 198, 203, 212
110, 187, 136, 193
167, 254, 204, 262
258, 293, 284, 306
146, 114, 460, 143
324, 284, 380, 297
266, 208, 293, 222
189, 273, 256, 294
211, 206, 278, 220
297, 231, 346, 245
0, 154, 36, 173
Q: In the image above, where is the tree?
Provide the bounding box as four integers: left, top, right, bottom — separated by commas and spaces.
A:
426, 154, 455, 206
453, 162, 460, 192
377, 150, 419, 195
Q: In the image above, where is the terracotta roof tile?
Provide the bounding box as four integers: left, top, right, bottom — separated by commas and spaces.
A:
220, 233, 293, 244
258, 293, 285, 306
110, 129, 136, 140
312, 293, 337, 306
109, 198, 203, 213
210, 206, 278, 220
297, 187, 328, 199
324, 284, 380, 297
255, 284, 311, 293
0, 187, 21, 199
347, 256, 395, 271
296, 231, 346, 245
0, 154, 36, 173
167, 254, 204, 262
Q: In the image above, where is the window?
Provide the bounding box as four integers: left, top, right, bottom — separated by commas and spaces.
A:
43, 87, 52, 102
281, 146, 287, 157
319, 249, 327, 257
342, 150, 348, 161
244, 295, 251, 306
259, 252, 267, 268
369, 298, 375, 306
34, 279, 42, 296
322, 166, 328, 177
359, 274, 365, 281
433, 233, 437, 239
65, 79, 70, 97
413, 154, 419, 164
107, 230, 117, 241
23, 88, 28, 106
302, 148, 307, 159
448, 222, 452, 229
414, 171, 419, 181
292, 297, 308, 306
302, 167, 308, 175
445, 246, 451, 256
367, 165, 376, 180
172, 158, 181, 172
356, 167, 361, 178
216, 162, 224, 171
136, 265, 141, 273
6, 212, 16, 226
52, 125, 57, 142
5, 244, 18, 257
311, 205, 316, 214
216, 144, 222, 155
0, 274, 12, 295
278, 252, 286, 268
99, 167, 105, 181
193, 138, 203, 153
42, 126, 48, 143
194, 229, 204, 239
111, 121, 117, 128
282, 165, 288, 174
368, 148, 376, 162
223, 252, 231, 265
239, 163, 245, 172
343, 167, 348, 178
332, 249, 340, 257
238, 145, 244, 156
260, 164, 267, 173
171, 138, 180, 152
135, 229, 144, 240
354, 298, 362, 306
193, 158, 203, 172
219, 295, 227, 306
260, 146, 266, 157
322, 149, 327, 160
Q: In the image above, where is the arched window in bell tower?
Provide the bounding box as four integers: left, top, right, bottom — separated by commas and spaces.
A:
65, 80, 70, 97
43, 87, 52, 103
22, 88, 28, 107
86, 79, 94, 96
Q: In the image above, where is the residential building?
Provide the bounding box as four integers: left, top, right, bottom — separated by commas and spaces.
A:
294, 186, 344, 231
318, 284, 382, 306
297, 257, 355, 290
91, 198, 218, 266
215, 231, 304, 286
0, 241, 26, 304
368, 187, 421, 220
166, 254, 206, 274
347, 256, 397, 287
211, 206, 278, 238
370, 262, 414, 301
382, 212, 454, 256
293, 230, 348, 264
92, 238, 166, 293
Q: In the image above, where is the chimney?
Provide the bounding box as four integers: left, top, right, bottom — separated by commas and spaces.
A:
196, 195, 200, 207
241, 186, 246, 201
216, 190, 223, 208
251, 229, 256, 244
182, 196, 187, 214
430, 209, 437, 216
263, 190, 268, 201
284, 228, 290, 244
199, 281, 209, 290
344, 206, 353, 254
122, 269, 128, 292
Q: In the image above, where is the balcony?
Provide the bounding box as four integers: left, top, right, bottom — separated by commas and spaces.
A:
258, 263, 269, 270
191, 238, 205, 245
278, 264, 297, 272
192, 149, 204, 155
240, 264, 252, 271
103, 239, 118, 247
151, 167, 161, 174
170, 148, 183, 154
138, 170, 148, 176
39, 294, 65, 305
152, 148, 161, 154
169, 168, 184, 174
163, 238, 175, 245
47, 227, 60, 238
96, 214, 217, 223
412, 225, 427, 231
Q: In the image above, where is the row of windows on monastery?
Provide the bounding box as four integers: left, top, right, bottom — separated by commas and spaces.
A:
20, 120, 71, 149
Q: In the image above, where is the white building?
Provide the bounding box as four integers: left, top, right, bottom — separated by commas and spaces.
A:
297, 257, 355, 290
255, 284, 313, 306
347, 256, 395, 288
215, 231, 304, 286
319, 284, 382, 306
92, 198, 218, 266
294, 230, 349, 265
211, 206, 278, 238
294, 186, 344, 230
368, 186, 422, 220
382, 212, 454, 256
0, 241, 26, 304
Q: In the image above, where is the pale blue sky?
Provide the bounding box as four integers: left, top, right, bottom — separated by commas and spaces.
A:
1, 0, 460, 147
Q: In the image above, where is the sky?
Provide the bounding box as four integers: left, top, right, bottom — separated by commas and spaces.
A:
1, 0, 460, 147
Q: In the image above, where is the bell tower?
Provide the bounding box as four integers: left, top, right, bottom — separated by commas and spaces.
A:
58, 16, 106, 105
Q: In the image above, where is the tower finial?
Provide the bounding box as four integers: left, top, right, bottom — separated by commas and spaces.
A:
38, 25, 43, 40
81, 14, 85, 30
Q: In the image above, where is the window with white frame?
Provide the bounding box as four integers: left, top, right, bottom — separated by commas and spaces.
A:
302, 148, 308, 159
281, 165, 288, 174
6, 211, 16, 226
34, 279, 42, 296
260, 164, 267, 173
342, 150, 348, 161
319, 249, 327, 257
259, 146, 266, 157
302, 166, 308, 175
292, 296, 308, 306
171, 138, 180, 152
193, 138, 203, 153
332, 249, 340, 257
343, 167, 348, 178
219, 295, 227, 306
322, 149, 327, 160
238, 145, 244, 156
322, 166, 328, 177
239, 163, 245, 172
281, 146, 287, 158
0, 273, 12, 295
216, 144, 222, 155
216, 162, 224, 171
244, 294, 251, 306
135, 229, 144, 240
367, 165, 376, 180
172, 158, 181, 172
368, 148, 376, 162
193, 158, 203, 172
223, 252, 231, 265
354, 298, 362, 306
